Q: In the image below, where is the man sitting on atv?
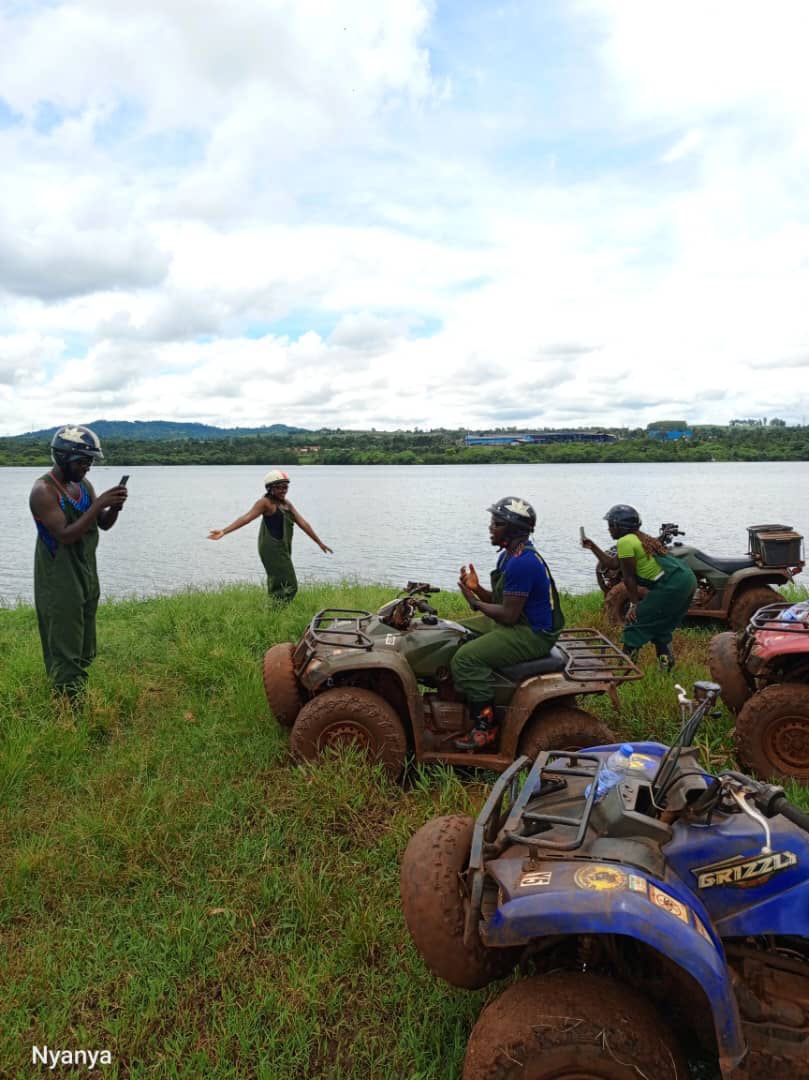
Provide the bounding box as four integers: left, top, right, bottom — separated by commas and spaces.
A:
453, 497, 564, 751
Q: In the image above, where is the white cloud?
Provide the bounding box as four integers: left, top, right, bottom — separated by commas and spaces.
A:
660, 130, 704, 164
2, 0, 809, 432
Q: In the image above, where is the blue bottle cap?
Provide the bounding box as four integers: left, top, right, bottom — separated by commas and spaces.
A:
618, 743, 634, 757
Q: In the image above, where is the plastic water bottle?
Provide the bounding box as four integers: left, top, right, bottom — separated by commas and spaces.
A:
779, 602, 809, 624
586, 743, 641, 802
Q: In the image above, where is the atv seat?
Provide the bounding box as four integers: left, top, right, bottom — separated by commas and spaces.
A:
691, 550, 756, 574
499, 647, 568, 682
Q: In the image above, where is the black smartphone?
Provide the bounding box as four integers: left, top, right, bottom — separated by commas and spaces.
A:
119, 475, 130, 486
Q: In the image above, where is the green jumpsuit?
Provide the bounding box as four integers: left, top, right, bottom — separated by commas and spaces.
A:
622, 553, 697, 651
451, 556, 564, 705
258, 506, 297, 603
33, 477, 99, 696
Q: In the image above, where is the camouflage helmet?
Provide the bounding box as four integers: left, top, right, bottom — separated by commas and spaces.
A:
604, 504, 641, 530
487, 496, 536, 532
50, 425, 104, 466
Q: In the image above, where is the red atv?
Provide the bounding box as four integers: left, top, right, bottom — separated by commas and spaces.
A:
709, 601, 809, 782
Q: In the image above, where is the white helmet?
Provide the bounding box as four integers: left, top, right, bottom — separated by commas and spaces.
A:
264, 469, 290, 488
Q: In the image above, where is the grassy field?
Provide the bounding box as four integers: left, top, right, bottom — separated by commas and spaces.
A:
1, 583, 807, 1079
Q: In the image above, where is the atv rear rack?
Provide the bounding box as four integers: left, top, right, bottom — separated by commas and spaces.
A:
557, 628, 642, 682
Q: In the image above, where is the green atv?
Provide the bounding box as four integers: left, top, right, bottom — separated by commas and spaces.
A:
262, 582, 641, 778
600, 522, 804, 630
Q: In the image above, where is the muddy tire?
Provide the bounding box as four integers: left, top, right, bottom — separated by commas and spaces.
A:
463, 972, 687, 1080
735, 684, 809, 782
728, 585, 782, 631
603, 583, 649, 626
262, 643, 303, 727
518, 706, 615, 759
290, 687, 407, 779
400, 815, 517, 989
708, 632, 752, 714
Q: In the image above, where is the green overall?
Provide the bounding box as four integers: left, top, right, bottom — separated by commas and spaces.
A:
622, 553, 697, 651
34, 477, 100, 695
451, 554, 564, 705
258, 507, 297, 603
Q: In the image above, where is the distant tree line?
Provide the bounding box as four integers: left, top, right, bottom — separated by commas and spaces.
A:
2, 424, 809, 467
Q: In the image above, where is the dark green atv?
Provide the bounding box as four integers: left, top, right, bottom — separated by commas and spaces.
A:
263, 582, 641, 778
599, 522, 804, 630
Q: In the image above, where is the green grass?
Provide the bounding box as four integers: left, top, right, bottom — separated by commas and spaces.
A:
1, 583, 807, 1078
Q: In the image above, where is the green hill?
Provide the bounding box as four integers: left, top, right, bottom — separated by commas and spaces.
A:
11, 420, 309, 442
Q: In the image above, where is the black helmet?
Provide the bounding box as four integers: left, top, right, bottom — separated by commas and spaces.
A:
487, 496, 536, 532
50, 425, 104, 466
604, 504, 640, 530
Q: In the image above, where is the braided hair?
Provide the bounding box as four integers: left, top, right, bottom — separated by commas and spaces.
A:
636, 530, 668, 557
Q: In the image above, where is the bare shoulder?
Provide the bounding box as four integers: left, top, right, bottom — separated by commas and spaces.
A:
29, 474, 54, 511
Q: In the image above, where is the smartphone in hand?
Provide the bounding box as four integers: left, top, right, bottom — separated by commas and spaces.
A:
119, 475, 130, 486
579, 526, 586, 543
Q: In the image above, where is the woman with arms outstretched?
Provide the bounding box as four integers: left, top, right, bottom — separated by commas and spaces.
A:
208, 470, 332, 603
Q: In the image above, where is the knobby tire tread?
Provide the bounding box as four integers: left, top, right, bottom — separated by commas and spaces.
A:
708, 631, 752, 714
400, 815, 515, 989
728, 586, 782, 632
463, 973, 687, 1080
735, 682, 809, 782
262, 642, 303, 727
518, 705, 614, 759
289, 686, 407, 778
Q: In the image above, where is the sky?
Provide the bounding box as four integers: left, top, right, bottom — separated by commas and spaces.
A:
2, 0, 809, 435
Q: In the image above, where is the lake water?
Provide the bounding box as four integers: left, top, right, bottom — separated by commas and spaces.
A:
1, 462, 807, 605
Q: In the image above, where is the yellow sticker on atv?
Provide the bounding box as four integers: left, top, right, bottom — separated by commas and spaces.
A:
574, 865, 627, 891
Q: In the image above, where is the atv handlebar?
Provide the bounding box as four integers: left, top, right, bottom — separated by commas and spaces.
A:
658, 522, 685, 544
404, 581, 440, 595
769, 796, 809, 834
717, 771, 809, 834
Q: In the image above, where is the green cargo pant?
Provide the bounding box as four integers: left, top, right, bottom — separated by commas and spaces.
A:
451, 621, 556, 704
622, 555, 697, 651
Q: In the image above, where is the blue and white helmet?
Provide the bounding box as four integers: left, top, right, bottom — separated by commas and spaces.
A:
487, 496, 536, 532
50, 425, 104, 465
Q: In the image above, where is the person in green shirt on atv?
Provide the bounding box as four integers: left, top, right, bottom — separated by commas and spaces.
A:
582, 504, 696, 670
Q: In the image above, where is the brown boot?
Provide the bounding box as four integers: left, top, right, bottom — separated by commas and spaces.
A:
454, 705, 498, 752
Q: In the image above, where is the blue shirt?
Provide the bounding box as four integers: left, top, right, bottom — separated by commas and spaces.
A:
498, 543, 554, 632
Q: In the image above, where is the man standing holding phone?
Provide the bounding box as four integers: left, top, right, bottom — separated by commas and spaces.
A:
29, 425, 128, 700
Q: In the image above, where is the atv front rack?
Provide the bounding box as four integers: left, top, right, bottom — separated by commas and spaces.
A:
750, 602, 809, 633
464, 749, 603, 947
557, 628, 642, 682
305, 609, 374, 650
470, 749, 602, 862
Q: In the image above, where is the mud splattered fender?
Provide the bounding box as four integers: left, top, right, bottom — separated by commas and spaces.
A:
482, 865, 745, 1069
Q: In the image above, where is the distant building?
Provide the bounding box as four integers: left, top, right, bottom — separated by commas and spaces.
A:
646, 421, 693, 441
464, 431, 616, 447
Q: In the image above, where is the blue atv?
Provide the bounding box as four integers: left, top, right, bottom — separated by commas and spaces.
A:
400, 682, 809, 1079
